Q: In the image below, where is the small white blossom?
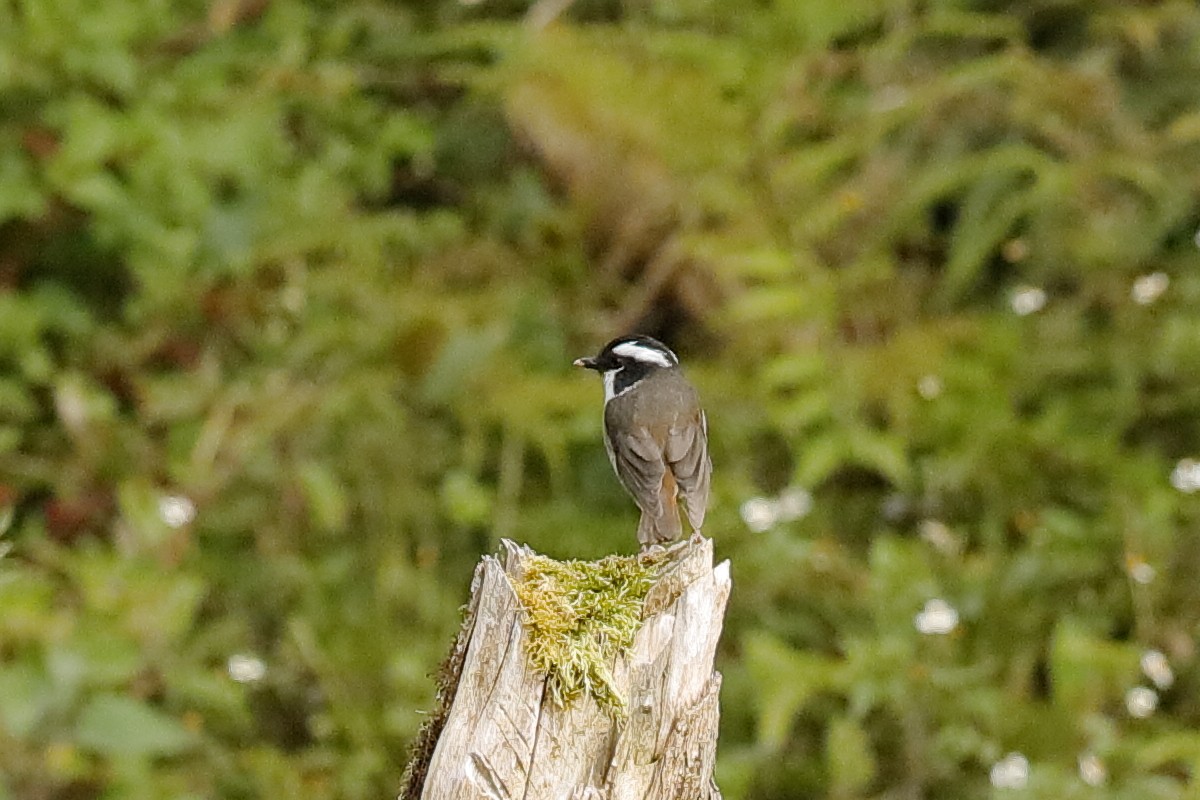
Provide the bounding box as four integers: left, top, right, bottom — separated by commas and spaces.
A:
1010, 285, 1047, 316
917, 374, 943, 400
227, 653, 267, 684
1131, 272, 1169, 305
740, 498, 777, 533
776, 487, 813, 522
1078, 753, 1107, 787
1125, 686, 1158, 718
914, 598, 959, 635
990, 752, 1030, 789
1170, 458, 1200, 493
918, 519, 961, 555
1129, 560, 1156, 585
158, 494, 196, 528
1141, 650, 1174, 690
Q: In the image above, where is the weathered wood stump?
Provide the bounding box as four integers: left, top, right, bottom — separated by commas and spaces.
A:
401, 535, 731, 800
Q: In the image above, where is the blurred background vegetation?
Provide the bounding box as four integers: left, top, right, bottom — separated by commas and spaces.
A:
3, 0, 1200, 797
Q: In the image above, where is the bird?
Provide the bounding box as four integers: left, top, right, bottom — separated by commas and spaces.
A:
574, 334, 711, 546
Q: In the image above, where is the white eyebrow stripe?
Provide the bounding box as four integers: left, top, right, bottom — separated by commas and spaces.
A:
612, 342, 676, 367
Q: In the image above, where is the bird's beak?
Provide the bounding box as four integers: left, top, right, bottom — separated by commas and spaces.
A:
573, 357, 597, 369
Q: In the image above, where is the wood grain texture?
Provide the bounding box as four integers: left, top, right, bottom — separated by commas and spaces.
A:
410, 536, 730, 800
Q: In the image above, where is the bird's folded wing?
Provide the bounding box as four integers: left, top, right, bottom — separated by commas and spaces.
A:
608, 428, 666, 515
665, 410, 711, 529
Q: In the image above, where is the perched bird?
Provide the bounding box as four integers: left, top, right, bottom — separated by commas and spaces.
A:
574, 335, 711, 546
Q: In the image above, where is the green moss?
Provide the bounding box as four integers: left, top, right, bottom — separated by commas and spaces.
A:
514, 551, 665, 715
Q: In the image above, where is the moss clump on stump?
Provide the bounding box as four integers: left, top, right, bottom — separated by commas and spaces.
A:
514, 551, 664, 715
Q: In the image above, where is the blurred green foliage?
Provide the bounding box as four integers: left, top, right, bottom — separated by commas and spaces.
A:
2, 0, 1200, 798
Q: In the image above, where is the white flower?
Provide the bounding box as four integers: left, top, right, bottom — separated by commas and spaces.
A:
1078, 753, 1106, 787
914, 598, 959, 635
917, 374, 943, 399
776, 487, 813, 522
740, 498, 777, 533
1140, 650, 1174, 690
1125, 686, 1158, 718
1170, 458, 1200, 493
1128, 559, 1156, 585
158, 494, 196, 528
227, 653, 267, 684
918, 519, 961, 555
1131, 272, 1169, 305
1010, 286, 1047, 316
990, 752, 1029, 789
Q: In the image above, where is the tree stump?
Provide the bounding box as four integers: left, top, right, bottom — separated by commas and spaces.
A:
401, 535, 731, 800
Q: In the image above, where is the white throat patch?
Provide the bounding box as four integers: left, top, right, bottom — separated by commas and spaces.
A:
603, 369, 634, 402
612, 341, 676, 368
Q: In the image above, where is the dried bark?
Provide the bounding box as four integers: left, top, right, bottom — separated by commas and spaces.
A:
403, 536, 731, 800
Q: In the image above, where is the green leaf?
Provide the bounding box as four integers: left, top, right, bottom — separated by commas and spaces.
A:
1049, 619, 1140, 713
867, 536, 937, 627
0, 150, 45, 222
440, 470, 494, 526
74, 694, 196, 758
53, 626, 143, 688
115, 479, 173, 550
1136, 731, 1200, 775
298, 461, 350, 533
420, 327, 507, 405
939, 173, 1033, 305
827, 714, 876, 795
744, 631, 842, 752
776, 0, 881, 49
778, 390, 834, 433
794, 430, 847, 487
846, 426, 911, 486
0, 664, 53, 738
726, 285, 810, 326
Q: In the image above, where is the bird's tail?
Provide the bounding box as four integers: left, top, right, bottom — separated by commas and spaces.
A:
637, 473, 682, 546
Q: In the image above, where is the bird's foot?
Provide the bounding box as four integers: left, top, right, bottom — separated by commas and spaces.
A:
639, 542, 669, 559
